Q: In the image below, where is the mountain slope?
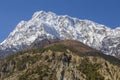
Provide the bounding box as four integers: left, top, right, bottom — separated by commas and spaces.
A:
0, 40, 120, 80
0, 11, 120, 59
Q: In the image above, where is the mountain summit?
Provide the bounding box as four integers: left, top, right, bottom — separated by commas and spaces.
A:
0, 11, 120, 59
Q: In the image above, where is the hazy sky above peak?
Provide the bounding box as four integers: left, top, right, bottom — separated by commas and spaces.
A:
0, 0, 120, 42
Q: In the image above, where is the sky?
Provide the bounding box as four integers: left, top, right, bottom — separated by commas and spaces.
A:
0, 0, 120, 43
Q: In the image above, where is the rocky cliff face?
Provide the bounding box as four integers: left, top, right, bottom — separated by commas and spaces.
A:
0, 40, 120, 80
0, 11, 120, 59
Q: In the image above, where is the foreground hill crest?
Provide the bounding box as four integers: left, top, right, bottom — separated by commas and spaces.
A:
0, 11, 120, 59
0, 40, 120, 80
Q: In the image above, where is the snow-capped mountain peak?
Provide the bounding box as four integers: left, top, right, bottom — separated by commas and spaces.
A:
0, 11, 120, 59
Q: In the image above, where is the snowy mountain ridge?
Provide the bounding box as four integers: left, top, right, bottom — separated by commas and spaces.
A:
0, 11, 120, 59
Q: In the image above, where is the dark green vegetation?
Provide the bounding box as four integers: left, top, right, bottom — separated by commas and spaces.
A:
45, 44, 69, 52
77, 58, 104, 80
19, 65, 56, 80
